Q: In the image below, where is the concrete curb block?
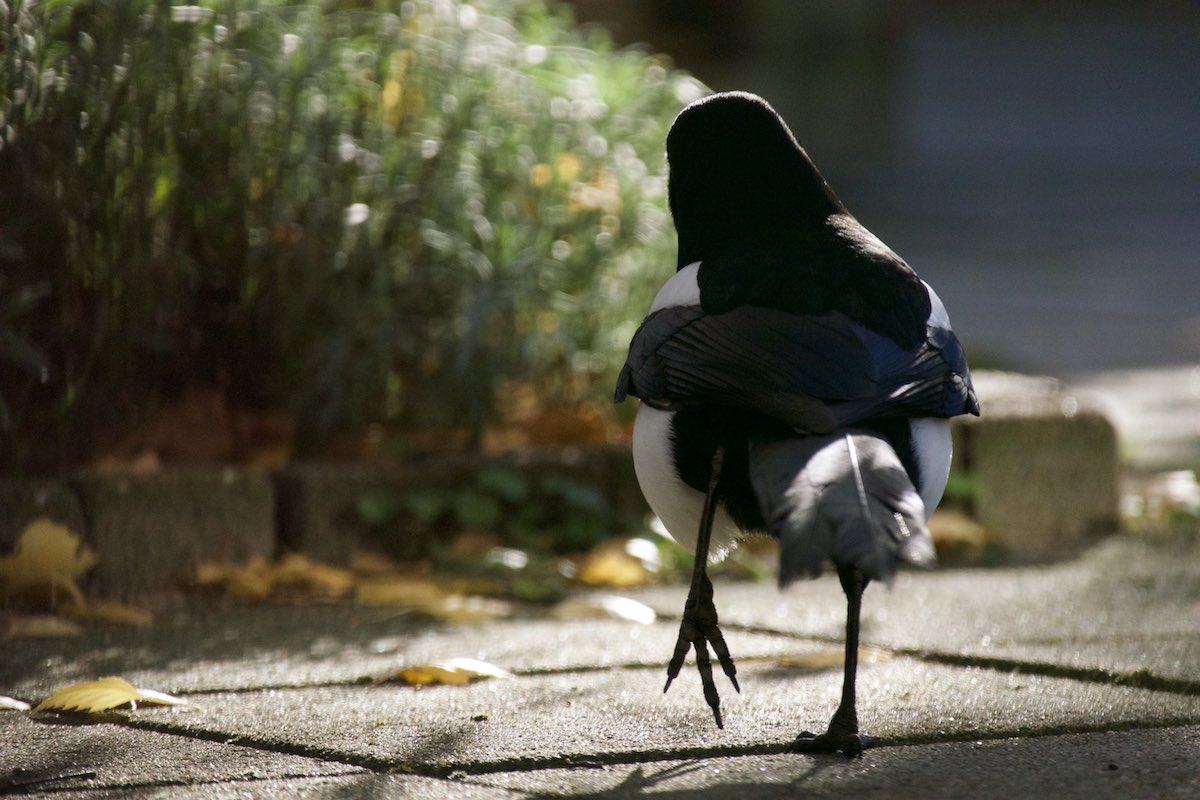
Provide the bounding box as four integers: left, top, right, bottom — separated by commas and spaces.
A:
954, 372, 1120, 558
277, 446, 644, 563
0, 478, 88, 552
0, 372, 1123, 596
71, 468, 275, 599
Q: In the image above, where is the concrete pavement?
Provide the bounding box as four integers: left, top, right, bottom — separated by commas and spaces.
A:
3, 530, 1199, 797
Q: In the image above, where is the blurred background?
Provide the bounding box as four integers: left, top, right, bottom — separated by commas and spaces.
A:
571, 0, 1200, 376
2, 0, 1197, 475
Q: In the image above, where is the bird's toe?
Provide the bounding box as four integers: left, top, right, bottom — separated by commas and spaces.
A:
787, 730, 871, 759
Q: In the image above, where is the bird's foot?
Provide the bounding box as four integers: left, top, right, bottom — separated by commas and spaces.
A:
787, 729, 872, 759
664, 575, 739, 728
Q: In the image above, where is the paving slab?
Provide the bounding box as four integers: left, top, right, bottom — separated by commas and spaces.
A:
117, 658, 1200, 773
632, 533, 1200, 684
5, 533, 1198, 796
0, 606, 812, 701
469, 725, 1200, 800
0, 712, 365, 796
37, 725, 1200, 799
44, 774, 511, 800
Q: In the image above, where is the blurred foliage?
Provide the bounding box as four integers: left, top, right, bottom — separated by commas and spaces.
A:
940, 468, 983, 512
0, 0, 705, 472
355, 464, 615, 557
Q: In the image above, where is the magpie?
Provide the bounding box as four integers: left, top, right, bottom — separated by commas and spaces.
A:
614, 91, 979, 757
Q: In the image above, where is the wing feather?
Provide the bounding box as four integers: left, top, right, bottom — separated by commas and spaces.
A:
614, 292, 977, 430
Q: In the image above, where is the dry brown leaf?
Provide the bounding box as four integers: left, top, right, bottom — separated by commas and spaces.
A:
355, 576, 511, 622
4, 613, 84, 638
552, 594, 657, 625
90, 449, 163, 475
245, 443, 292, 470
271, 553, 355, 597
775, 646, 893, 669
426, 593, 512, 622
928, 509, 990, 561
347, 549, 410, 577
192, 561, 235, 587
0, 518, 97, 606
375, 657, 514, 687
193, 556, 274, 600
33, 677, 190, 714
0, 695, 32, 712
448, 530, 505, 558
196, 554, 397, 603
354, 576, 450, 607
60, 599, 154, 627
575, 540, 649, 587
225, 570, 274, 600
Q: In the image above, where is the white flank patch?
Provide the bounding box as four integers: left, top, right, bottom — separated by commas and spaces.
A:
648, 261, 702, 313
910, 417, 953, 518
631, 405, 741, 559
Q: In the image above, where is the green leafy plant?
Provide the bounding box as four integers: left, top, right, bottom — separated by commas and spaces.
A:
355, 464, 619, 556
0, 0, 705, 472
940, 469, 984, 512
0, 280, 52, 435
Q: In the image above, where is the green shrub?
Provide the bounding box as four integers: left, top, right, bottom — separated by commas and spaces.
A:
0, 0, 705, 471
355, 463, 616, 558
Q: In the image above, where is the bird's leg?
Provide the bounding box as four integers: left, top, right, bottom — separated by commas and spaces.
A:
664, 446, 740, 728
789, 564, 872, 757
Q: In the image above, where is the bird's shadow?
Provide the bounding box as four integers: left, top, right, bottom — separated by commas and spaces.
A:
462, 752, 866, 800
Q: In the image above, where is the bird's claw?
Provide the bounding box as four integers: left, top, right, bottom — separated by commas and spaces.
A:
787, 729, 872, 759
664, 575, 739, 728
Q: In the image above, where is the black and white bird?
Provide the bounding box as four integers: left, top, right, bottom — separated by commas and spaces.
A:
614, 91, 979, 757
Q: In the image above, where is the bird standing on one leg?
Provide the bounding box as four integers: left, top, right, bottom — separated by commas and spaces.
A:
614, 92, 979, 757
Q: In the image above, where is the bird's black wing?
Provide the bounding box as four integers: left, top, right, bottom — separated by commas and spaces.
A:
614, 299, 977, 433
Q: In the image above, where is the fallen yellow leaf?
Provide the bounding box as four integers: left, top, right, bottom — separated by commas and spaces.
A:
33, 677, 191, 714
426, 593, 512, 623
775, 646, 893, 669
354, 575, 447, 607
135, 687, 194, 708
0, 518, 97, 607
4, 613, 83, 638
225, 568, 274, 601
575, 540, 649, 587
346, 549, 410, 576
374, 657, 514, 687
60, 599, 154, 626
355, 575, 511, 621
193, 556, 274, 600
272, 553, 355, 597
196, 554, 407, 603
34, 677, 142, 714
552, 594, 656, 625
0, 695, 32, 712
192, 561, 235, 587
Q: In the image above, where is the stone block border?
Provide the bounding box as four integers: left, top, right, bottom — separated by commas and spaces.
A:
0, 373, 1122, 598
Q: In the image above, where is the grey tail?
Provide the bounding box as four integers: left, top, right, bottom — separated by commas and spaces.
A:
749, 432, 936, 587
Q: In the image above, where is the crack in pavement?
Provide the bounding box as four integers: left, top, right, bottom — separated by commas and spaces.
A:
708, 619, 1200, 697
46, 617, 1195, 789
158, 632, 1200, 701
116, 714, 1200, 783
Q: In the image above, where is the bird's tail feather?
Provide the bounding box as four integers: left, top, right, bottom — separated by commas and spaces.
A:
750, 432, 935, 587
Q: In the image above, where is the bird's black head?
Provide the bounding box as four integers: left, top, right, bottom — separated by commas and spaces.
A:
666, 92, 844, 269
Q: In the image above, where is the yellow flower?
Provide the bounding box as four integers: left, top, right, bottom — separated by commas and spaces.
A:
554, 152, 581, 183
568, 168, 621, 215
529, 163, 552, 188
